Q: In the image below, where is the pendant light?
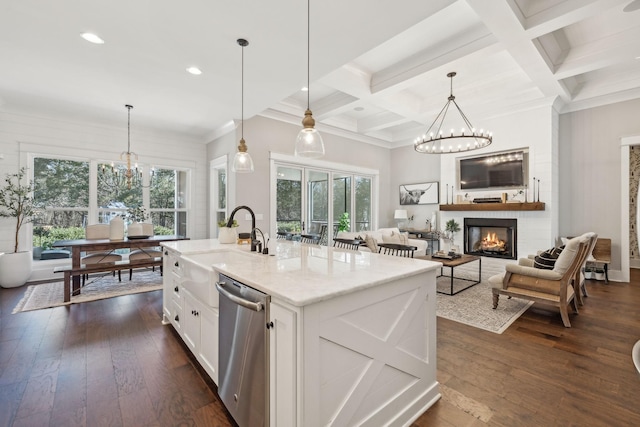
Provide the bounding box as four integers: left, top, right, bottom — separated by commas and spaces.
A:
232, 38, 254, 173
294, 0, 325, 158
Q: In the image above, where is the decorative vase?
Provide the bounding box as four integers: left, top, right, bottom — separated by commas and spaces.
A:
128, 222, 143, 237
109, 216, 125, 240
440, 238, 452, 253
0, 251, 32, 288
218, 227, 237, 244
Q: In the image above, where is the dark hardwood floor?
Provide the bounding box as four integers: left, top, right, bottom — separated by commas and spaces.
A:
1, 271, 639, 426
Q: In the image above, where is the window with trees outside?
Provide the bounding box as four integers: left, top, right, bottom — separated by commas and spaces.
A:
275, 163, 373, 245
31, 156, 189, 261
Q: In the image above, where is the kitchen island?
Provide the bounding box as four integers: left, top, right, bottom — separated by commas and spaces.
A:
161, 239, 441, 426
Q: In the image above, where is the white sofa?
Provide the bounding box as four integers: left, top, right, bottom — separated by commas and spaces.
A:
335, 227, 428, 256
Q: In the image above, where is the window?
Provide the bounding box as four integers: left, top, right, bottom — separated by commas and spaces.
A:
32, 157, 89, 251
31, 155, 190, 259
211, 156, 228, 235
271, 154, 377, 245
151, 168, 188, 236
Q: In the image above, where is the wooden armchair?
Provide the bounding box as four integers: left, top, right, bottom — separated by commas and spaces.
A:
489, 234, 591, 327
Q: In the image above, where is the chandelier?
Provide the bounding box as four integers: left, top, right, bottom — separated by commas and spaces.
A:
414, 72, 492, 154
101, 104, 152, 189
294, 0, 324, 158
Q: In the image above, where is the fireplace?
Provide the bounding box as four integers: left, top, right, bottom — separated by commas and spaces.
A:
464, 218, 517, 260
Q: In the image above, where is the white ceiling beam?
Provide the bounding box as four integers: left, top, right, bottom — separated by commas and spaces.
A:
465, 0, 573, 102
554, 27, 640, 79
370, 27, 498, 94
520, 0, 628, 38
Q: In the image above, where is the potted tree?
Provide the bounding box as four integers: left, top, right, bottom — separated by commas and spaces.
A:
0, 168, 37, 288
441, 219, 460, 253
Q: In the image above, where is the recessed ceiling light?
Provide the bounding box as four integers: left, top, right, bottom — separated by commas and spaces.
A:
186, 67, 202, 75
301, 86, 308, 92
80, 32, 104, 44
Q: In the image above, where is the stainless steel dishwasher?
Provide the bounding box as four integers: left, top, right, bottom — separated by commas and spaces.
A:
216, 274, 271, 427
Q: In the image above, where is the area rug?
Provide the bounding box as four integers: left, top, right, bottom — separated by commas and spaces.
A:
435, 261, 533, 334
12, 269, 162, 313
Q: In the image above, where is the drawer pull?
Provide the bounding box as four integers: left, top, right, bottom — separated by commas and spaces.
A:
174, 261, 179, 267
174, 314, 180, 322
174, 286, 179, 293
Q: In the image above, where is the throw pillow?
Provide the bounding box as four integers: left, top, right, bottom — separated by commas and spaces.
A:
364, 235, 378, 253
533, 246, 564, 269
382, 233, 402, 244
393, 231, 409, 245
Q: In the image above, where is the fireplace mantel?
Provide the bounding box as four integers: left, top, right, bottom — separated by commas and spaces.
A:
440, 202, 545, 211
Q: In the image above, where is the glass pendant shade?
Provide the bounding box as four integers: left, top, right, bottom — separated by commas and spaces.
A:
295, 108, 324, 158
295, 127, 324, 158
232, 138, 254, 173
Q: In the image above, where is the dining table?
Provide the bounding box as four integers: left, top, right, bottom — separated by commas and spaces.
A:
52, 235, 189, 295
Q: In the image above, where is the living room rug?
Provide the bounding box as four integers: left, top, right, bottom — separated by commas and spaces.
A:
435, 260, 533, 334
12, 269, 162, 313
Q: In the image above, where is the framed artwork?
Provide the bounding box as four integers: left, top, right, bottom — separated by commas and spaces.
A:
399, 182, 439, 205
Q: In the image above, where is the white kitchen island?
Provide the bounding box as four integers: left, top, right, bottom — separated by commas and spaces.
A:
161, 239, 441, 427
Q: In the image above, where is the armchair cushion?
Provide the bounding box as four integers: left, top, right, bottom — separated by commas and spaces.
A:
554, 234, 588, 275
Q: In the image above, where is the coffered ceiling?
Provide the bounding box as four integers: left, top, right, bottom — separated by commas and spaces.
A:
1, 0, 639, 147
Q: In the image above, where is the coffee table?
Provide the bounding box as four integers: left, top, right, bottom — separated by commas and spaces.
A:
417, 254, 481, 295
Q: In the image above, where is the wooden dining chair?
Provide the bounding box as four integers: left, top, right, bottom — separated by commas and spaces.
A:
301, 234, 321, 245
81, 224, 122, 285
333, 238, 363, 251
128, 223, 163, 280
378, 243, 417, 258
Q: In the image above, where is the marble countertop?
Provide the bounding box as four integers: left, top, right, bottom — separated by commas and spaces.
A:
162, 239, 441, 307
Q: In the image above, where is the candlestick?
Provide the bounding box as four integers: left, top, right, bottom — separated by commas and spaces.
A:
446, 184, 449, 205
532, 177, 536, 202
537, 179, 540, 202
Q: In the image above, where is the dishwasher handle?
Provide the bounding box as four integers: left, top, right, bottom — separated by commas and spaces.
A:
216, 281, 264, 312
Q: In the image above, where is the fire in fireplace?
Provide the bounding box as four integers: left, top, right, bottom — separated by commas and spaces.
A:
479, 231, 507, 253
464, 218, 517, 260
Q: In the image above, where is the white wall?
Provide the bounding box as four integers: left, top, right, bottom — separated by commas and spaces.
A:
207, 115, 391, 233
559, 98, 640, 273
0, 108, 209, 280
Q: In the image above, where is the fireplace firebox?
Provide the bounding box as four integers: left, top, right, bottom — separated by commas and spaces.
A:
463, 218, 517, 260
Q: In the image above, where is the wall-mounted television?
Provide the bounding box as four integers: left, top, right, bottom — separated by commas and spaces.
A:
457, 149, 529, 191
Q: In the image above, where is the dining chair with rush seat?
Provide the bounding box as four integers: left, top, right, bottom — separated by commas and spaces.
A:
81, 224, 122, 285
128, 223, 163, 279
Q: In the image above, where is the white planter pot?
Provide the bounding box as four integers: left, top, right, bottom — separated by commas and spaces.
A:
0, 251, 32, 288
218, 227, 238, 244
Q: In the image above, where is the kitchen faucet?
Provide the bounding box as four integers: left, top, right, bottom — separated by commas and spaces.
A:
252, 227, 268, 254
227, 205, 258, 252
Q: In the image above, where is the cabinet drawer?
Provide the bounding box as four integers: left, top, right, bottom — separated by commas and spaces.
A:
169, 275, 182, 304
170, 299, 183, 332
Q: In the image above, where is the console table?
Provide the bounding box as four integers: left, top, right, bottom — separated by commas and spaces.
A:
400, 229, 440, 254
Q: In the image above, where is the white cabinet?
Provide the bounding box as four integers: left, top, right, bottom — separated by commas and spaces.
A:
162, 248, 183, 331
183, 289, 219, 384
161, 248, 219, 386
269, 300, 299, 427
